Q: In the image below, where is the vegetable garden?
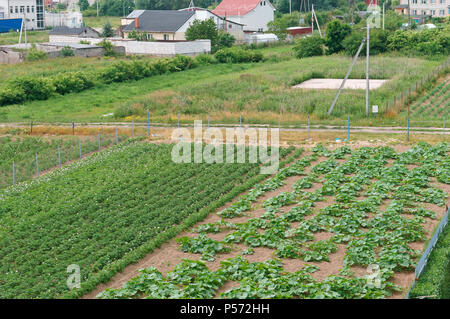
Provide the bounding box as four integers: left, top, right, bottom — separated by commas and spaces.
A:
0, 141, 292, 298
409, 75, 450, 119
96, 142, 450, 299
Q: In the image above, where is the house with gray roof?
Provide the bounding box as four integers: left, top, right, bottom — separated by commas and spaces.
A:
49, 26, 101, 38
121, 9, 244, 42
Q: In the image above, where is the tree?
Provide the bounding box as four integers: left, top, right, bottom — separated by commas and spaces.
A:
185, 19, 219, 48
102, 22, 115, 38
325, 20, 351, 54
268, 12, 300, 40
216, 31, 235, 50
293, 35, 325, 59
78, 0, 89, 11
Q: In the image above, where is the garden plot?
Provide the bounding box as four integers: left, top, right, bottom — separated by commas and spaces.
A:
92, 142, 450, 299
293, 79, 389, 90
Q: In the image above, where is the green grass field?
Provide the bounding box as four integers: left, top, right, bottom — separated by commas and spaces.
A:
83, 16, 122, 29
0, 30, 49, 46
0, 50, 444, 127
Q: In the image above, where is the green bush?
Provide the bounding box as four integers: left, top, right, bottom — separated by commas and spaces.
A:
214, 47, 264, 63
10, 77, 55, 101
194, 53, 217, 65
293, 35, 324, 59
0, 87, 26, 106
325, 20, 351, 55
61, 46, 75, 57
342, 30, 388, 56
98, 39, 116, 57
52, 72, 94, 94
25, 45, 47, 61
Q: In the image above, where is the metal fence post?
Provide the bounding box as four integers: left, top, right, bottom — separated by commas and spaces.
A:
30, 121, 33, 135
407, 117, 410, 143
98, 132, 101, 152
72, 122, 75, 135
12, 160, 15, 186
58, 146, 61, 168
147, 110, 150, 137
278, 114, 281, 130
79, 139, 82, 160
347, 116, 350, 141
307, 116, 310, 139
36, 153, 39, 177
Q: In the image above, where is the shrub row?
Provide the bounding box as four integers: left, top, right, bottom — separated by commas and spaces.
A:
0, 50, 264, 107
215, 47, 265, 63
0, 72, 95, 105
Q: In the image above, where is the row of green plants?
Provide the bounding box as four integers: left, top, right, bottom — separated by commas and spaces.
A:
0, 48, 265, 107
98, 142, 449, 299
0, 134, 126, 189
411, 79, 450, 118
0, 142, 293, 298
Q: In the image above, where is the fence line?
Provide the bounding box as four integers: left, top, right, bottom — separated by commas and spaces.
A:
406, 207, 450, 299
6, 133, 126, 188
387, 57, 450, 115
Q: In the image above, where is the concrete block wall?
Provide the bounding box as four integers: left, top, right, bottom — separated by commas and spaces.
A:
48, 36, 211, 57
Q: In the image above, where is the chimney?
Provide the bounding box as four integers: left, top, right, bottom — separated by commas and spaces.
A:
135, 18, 139, 29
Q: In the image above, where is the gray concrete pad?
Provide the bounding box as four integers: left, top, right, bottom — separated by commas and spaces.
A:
293, 78, 389, 90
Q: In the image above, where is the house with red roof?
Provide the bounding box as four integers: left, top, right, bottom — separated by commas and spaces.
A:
212, 0, 276, 32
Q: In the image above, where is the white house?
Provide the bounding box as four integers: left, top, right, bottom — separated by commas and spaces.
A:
394, 0, 449, 18
0, 0, 45, 30
122, 9, 244, 42
212, 0, 276, 32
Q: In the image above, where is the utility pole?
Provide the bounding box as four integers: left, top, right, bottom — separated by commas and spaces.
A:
408, 0, 411, 29
366, 23, 370, 116
97, 0, 99, 17
382, 1, 385, 30
328, 37, 366, 115
289, 0, 292, 14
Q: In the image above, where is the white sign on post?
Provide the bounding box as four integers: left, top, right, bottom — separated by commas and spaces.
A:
372, 105, 379, 113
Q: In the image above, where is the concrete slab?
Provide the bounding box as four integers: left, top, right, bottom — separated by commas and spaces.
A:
293, 78, 389, 90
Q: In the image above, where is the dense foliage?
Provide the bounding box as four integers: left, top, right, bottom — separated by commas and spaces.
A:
293, 35, 325, 58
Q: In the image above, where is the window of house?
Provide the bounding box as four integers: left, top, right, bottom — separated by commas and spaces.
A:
15, 6, 18, 13
421, 0, 426, 3
10, 6, 13, 13
430, 10, 435, 15
413, 9, 417, 14
27, 6, 30, 13
412, 0, 417, 3
32, 6, 34, 13
440, 9, 444, 15
20, 6, 24, 13
430, 0, 435, 4
146, 34, 153, 40
164, 34, 169, 40
229, 24, 232, 29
